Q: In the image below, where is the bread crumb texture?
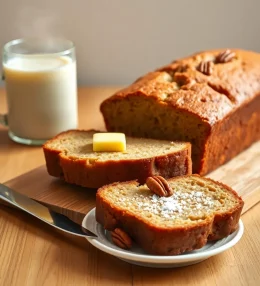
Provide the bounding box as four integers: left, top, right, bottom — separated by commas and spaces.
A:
45, 130, 186, 161
101, 176, 240, 227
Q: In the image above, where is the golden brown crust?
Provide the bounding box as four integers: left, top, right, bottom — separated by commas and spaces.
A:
100, 49, 260, 174
43, 130, 192, 188
202, 95, 260, 174
95, 175, 244, 255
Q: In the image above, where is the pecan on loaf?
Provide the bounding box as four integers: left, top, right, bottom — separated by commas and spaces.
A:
196, 60, 214, 75
215, 49, 236, 63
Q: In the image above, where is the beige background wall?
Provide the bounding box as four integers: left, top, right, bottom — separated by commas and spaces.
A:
0, 0, 259, 86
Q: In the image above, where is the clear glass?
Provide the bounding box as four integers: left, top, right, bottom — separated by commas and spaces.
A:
1, 38, 78, 145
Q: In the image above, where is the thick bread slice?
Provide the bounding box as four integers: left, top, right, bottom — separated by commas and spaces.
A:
43, 130, 192, 188
96, 175, 244, 255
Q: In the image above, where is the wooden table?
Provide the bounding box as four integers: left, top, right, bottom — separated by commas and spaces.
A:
0, 88, 259, 286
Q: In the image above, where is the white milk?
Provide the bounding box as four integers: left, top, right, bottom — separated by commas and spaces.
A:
4, 55, 78, 140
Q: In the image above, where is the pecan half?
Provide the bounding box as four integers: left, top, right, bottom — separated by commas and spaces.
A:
197, 60, 214, 75
216, 50, 236, 63
111, 228, 132, 250
146, 176, 174, 197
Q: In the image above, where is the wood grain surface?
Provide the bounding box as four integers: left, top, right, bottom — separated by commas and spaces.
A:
1, 88, 260, 286
4, 166, 96, 224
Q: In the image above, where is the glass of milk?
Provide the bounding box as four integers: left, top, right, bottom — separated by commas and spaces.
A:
1, 38, 78, 145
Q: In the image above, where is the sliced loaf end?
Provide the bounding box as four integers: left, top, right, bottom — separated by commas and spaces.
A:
43, 130, 192, 188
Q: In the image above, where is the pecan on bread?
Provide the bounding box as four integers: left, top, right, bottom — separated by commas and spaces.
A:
146, 176, 174, 197
111, 228, 132, 250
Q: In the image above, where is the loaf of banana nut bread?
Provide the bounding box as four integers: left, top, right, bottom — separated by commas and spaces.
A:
43, 130, 191, 188
96, 175, 244, 255
100, 49, 260, 175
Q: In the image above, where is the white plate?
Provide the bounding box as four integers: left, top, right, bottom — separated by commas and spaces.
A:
82, 208, 244, 268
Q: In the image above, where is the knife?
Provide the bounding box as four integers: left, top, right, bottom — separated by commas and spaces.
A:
0, 183, 97, 238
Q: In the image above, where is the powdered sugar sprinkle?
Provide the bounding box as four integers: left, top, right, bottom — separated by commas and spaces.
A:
133, 189, 219, 219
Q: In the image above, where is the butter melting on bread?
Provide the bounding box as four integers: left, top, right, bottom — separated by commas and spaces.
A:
100, 49, 260, 174
43, 130, 191, 188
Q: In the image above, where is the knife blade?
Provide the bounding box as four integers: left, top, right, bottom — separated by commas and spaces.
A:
0, 183, 97, 238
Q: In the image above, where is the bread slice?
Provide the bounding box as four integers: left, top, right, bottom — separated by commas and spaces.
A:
96, 175, 244, 255
43, 130, 192, 188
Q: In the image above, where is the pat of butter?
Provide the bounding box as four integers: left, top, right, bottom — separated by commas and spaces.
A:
93, 133, 126, 152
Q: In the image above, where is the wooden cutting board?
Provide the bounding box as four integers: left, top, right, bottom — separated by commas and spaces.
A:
2, 141, 260, 224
